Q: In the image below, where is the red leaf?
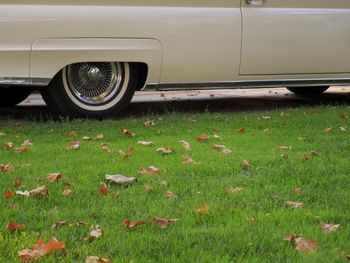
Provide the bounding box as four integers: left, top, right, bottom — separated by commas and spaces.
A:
124, 219, 145, 229
197, 135, 209, 142
0, 163, 15, 172
152, 218, 178, 228
7, 220, 25, 232
99, 183, 108, 196
120, 127, 134, 137
3, 191, 16, 199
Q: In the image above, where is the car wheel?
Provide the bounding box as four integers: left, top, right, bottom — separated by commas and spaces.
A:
0, 87, 33, 107
41, 62, 137, 117
287, 86, 329, 95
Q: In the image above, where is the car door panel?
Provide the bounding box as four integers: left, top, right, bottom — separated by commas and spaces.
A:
241, 0, 350, 75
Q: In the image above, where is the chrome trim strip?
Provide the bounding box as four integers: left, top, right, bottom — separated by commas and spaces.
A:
0, 77, 51, 86
145, 78, 350, 91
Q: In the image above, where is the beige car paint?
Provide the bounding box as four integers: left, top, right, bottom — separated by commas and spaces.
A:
0, 0, 350, 87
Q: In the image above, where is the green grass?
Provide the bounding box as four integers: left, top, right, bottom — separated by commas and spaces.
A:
0, 106, 349, 262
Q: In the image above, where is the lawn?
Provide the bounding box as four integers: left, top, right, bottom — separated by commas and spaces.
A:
0, 106, 349, 262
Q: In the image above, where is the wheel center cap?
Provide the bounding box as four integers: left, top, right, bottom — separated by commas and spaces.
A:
86, 67, 102, 82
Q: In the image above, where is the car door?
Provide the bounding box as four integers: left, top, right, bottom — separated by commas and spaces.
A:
240, 0, 350, 76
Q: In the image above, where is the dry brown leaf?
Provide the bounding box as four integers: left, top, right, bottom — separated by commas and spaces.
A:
63, 189, 73, 197
86, 256, 112, 263
196, 204, 209, 215
3, 142, 14, 150
145, 184, 153, 192
95, 134, 104, 140
7, 220, 25, 232
119, 147, 135, 160
15, 147, 30, 153
213, 144, 231, 154
283, 232, 296, 241
242, 160, 250, 169
138, 166, 161, 175
179, 140, 192, 151
197, 135, 209, 142
310, 151, 321, 157
30, 185, 49, 197
182, 156, 201, 165
152, 218, 178, 228
101, 145, 112, 153
120, 127, 134, 137
286, 201, 304, 209
21, 140, 33, 147
340, 112, 348, 119
164, 191, 177, 199
67, 131, 77, 136
322, 223, 340, 234
293, 187, 302, 194
346, 255, 350, 261
67, 141, 80, 150
0, 163, 15, 172
18, 238, 65, 262
99, 183, 108, 196
46, 173, 63, 183
226, 186, 244, 195
324, 127, 333, 133
276, 146, 291, 151
156, 147, 172, 155
3, 191, 16, 199
105, 174, 137, 186
137, 141, 153, 146
237, 128, 246, 133
124, 219, 145, 229
14, 181, 23, 187
51, 221, 68, 229
294, 237, 318, 253
144, 120, 155, 127
90, 227, 104, 239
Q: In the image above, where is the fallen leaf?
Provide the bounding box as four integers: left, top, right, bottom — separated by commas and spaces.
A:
105, 174, 137, 186
293, 187, 302, 194
67, 141, 80, 150
21, 140, 33, 147
213, 144, 231, 154
137, 141, 153, 146
63, 189, 73, 197
283, 232, 296, 241
15, 147, 30, 153
297, 137, 306, 141
324, 127, 333, 133
276, 146, 291, 151
30, 185, 49, 197
138, 166, 161, 175
7, 220, 25, 232
101, 145, 111, 153
99, 183, 108, 196
340, 126, 347, 132
197, 135, 209, 142
67, 131, 77, 136
179, 140, 191, 151
196, 204, 209, 215
51, 221, 68, 229
14, 181, 23, 187
95, 134, 104, 140
242, 160, 250, 169
90, 227, 104, 239
346, 255, 350, 261
263, 128, 270, 133
0, 163, 15, 172
213, 134, 223, 140
119, 147, 135, 160
46, 173, 63, 183
82, 136, 92, 140
261, 116, 271, 120
286, 201, 304, 209
322, 224, 340, 234
144, 120, 155, 127
3, 191, 16, 199
3, 142, 14, 150
164, 191, 177, 199
145, 184, 153, 192
226, 186, 244, 195
310, 151, 321, 157
64, 182, 75, 187
182, 156, 201, 164
86, 256, 112, 263
237, 128, 246, 133
120, 127, 134, 137
15, 190, 30, 196
294, 237, 318, 253
124, 219, 145, 229
44, 238, 65, 254
152, 218, 178, 228
156, 147, 172, 155
18, 238, 65, 262
340, 112, 348, 119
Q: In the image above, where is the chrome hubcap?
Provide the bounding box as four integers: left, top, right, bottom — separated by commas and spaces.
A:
65, 62, 123, 105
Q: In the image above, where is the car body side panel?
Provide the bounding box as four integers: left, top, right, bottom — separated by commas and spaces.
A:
241, 0, 350, 75
0, 1, 242, 85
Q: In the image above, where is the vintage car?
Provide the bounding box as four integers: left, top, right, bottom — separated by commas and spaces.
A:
1, 1, 350, 117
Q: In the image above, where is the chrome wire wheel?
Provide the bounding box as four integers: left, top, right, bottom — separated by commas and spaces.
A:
63, 62, 124, 106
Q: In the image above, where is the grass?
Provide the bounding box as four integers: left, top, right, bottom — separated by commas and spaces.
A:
0, 106, 349, 262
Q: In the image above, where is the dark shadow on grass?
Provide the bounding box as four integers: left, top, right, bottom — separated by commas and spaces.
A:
0, 90, 350, 122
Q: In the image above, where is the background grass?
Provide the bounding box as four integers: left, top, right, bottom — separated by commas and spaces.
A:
0, 105, 349, 262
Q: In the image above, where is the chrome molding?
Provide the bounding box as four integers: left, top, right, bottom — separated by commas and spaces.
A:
145, 78, 350, 91
0, 77, 51, 87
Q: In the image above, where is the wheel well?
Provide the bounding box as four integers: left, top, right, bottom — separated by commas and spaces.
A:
132, 62, 148, 91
